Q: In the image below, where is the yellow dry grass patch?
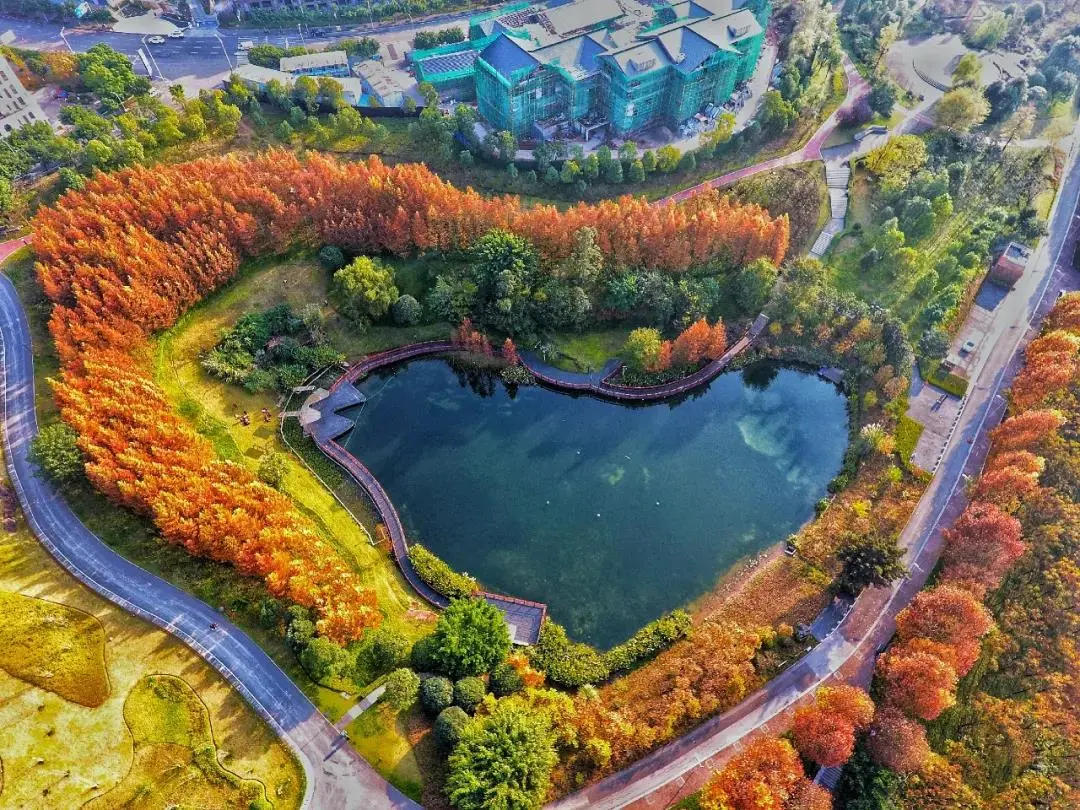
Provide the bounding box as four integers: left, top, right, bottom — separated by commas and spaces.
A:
0, 590, 109, 707
693, 554, 831, 631
84, 674, 271, 810
0, 512, 303, 809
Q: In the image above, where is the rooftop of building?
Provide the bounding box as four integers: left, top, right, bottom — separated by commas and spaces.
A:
233, 63, 290, 85
601, 6, 762, 77
541, 0, 624, 38
279, 50, 349, 73
354, 59, 419, 101
474, 0, 658, 51
532, 33, 607, 79
480, 33, 541, 81
463, 0, 761, 83
416, 47, 482, 80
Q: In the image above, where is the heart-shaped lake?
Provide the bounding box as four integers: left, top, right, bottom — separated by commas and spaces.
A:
344, 358, 848, 649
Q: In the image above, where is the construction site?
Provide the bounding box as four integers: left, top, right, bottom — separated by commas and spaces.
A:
410, 0, 770, 140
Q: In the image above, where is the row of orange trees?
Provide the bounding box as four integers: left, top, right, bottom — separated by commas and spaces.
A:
687, 294, 1080, 808
33, 150, 789, 643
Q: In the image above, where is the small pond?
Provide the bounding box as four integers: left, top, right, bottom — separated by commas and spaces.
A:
344, 358, 848, 649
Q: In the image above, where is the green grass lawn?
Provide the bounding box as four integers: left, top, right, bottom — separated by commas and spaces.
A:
1032, 99, 1079, 143
549, 328, 633, 373
826, 175, 977, 333
895, 413, 926, 471
348, 703, 427, 802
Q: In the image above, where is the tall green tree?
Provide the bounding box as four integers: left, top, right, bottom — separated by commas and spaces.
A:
935, 87, 991, 132
333, 257, 398, 322
467, 229, 540, 335
383, 668, 421, 711
836, 533, 906, 595
29, 423, 84, 482
431, 597, 510, 679
445, 702, 558, 810
623, 328, 663, 372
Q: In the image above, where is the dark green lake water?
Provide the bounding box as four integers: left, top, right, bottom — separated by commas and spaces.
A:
344, 358, 847, 649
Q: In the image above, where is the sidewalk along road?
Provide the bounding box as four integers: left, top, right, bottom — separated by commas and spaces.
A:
0, 259, 421, 810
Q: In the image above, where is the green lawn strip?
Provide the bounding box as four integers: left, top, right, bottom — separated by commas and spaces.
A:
346, 702, 426, 802
919, 359, 969, 397
894, 414, 925, 471
1032, 98, 1079, 142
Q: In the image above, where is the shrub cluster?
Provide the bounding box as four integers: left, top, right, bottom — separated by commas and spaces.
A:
407, 544, 478, 600
200, 304, 343, 393
604, 610, 693, 675
530, 611, 693, 689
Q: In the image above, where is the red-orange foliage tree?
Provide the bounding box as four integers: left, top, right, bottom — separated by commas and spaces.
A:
989, 409, 1065, 452
34, 151, 788, 644
894, 585, 992, 676
501, 337, 519, 365
452, 317, 492, 355
791, 685, 874, 766
699, 738, 819, 810
877, 646, 958, 720
867, 706, 930, 773
940, 501, 1025, 597
670, 318, 727, 366
1009, 331, 1079, 411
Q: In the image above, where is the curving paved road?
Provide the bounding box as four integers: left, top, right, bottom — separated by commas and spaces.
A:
0, 270, 420, 810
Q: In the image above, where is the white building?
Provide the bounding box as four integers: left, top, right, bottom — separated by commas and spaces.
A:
354, 59, 421, 108
0, 55, 46, 136
230, 64, 368, 108
279, 50, 350, 78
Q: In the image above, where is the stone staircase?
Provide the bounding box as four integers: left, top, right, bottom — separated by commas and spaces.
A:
811, 163, 852, 259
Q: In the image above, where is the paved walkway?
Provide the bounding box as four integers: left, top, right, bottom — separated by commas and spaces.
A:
335, 684, 386, 731
810, 162, 852, 258
0, 257, 419, 810
524, 316, 767, 401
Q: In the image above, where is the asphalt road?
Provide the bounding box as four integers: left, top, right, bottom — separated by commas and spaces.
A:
0, 270, 420, 810
0, 6, 484, 85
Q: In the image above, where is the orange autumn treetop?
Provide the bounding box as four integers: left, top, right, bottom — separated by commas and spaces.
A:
700, 737, 828, 810
33, 150, 789, 644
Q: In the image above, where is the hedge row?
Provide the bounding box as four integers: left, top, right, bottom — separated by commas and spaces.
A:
605, 609, 693, 675
531, 610, 693, 688
408, 544, 478, 600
